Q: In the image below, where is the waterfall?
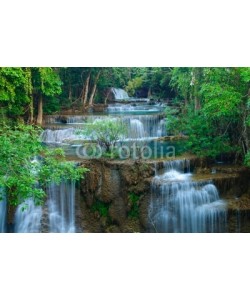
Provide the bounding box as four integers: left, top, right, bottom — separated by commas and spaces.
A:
111, 88, 130, 100
107, 104, 162, 113
15, 198, 43, 233
149, 160, 227, 233
41, 128, 85, 144
45, 115, 88, 124
134, 115, 166, 138
14, 180, 76, 233
129, 119, 146, 139
44, 115, 106, 125
125, 115, 166, 140
42, 114, 166, 145
47, 180, 76, 233
157, 118, 167, 137
0, 188, 7, 233
67, 116, 86, 124
108, 104, 134, 112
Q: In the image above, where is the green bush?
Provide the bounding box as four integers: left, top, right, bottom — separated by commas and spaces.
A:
166, 107, 234, 158
91, 200, 109, 217
244, 152, 250, 167
0, 124, 88, 206
79, 118, 126, 154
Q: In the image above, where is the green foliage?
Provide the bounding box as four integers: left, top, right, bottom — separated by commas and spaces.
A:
126, 77, 143, 96
169, 67, 250, 161
166, 107, 234, 158
170, 67, 192, 101
43, 97, 61, 114
39, 148, 88, 185
0, 67, 31, 116
0, 67, 63, 120
102, 148, 120, 159
32, 67, 62, 114
0, 125, 88, 206
1, 67, 250, 165
200, 68, 243, 120
80, 117, 126, 153
245, 152, 250, 167
37, 68, 62, 96
91, 200, 109, 217
128, 193, 140, 219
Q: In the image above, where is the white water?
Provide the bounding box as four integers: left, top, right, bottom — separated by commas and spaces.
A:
129, 119, 146, 139
149, 160, 227, 233
126, 115, 166, 140
111, 88, 129, 100
15, 198, 43, 233
47, 181, 76, 233
108, 104, 134, 112
42, 114, 167, 144
41, 128, 88, 144
41, 128, 76, 143
157, 118, 167, 137
14, 180, 76, 233
107, 104, 162, 113
0, 188, 7, 233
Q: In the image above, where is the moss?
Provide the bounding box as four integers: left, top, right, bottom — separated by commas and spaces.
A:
91, 200, 110, 217
128, 192, 140, 219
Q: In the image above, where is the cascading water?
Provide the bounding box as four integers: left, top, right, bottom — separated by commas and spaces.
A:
0, 188, 7, 233
67, 116, 86, 124
107, 104, 163, 113
129, 119, 146, 139
42, 114, 167, 145
15, 198, 43, 233
149, 160, 227, 233
41, 128, 78, 144
125, 115, 166, 140
44, 115, 105, 125
111, 88, 130, 100
14, 178, 77, 233
47, 180, 76, 233
108, 104, 134, 113
157, 118, 167, 137
14, 157, 43, 233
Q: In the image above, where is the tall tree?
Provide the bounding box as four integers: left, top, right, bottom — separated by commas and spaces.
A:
31, 67, 62, 125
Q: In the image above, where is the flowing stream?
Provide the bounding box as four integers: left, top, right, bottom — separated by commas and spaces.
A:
149, 160, 227, 233
111, 88, 129, 100
14, 180, 76, 233
47, 180, 76, 233
42, 104, 167, 145
15, 198, 43, 233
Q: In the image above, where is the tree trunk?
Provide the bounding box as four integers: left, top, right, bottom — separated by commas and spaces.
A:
82, 73, 91, 111
147, 87, 152, 98
68, 82, 72, 102
28, 100, 34, 124
104, 89, 111, 105
194, 96, 201, 111
37, 95, 43, 126
193, 68, 202, 112
88, 70, 101, 107
26, 68, 34, 124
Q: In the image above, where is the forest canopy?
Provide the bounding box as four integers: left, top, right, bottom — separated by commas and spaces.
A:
0, 67, 250, 165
